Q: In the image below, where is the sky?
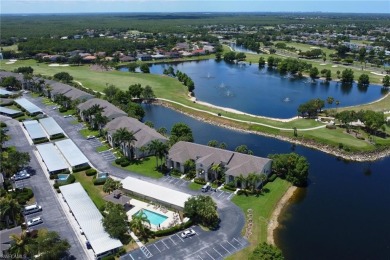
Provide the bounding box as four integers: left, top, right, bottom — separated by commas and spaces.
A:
1, 0, 389, 14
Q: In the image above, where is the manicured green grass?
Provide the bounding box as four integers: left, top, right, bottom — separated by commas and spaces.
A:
1, 44, 18, 51
41, 97, 55, 105
188, 182, 203, 191
79, 128, 99, 138
112, 156, 164, 179
227, 178, 291, 260
60, 108, 76, 116
70, 119, 79, 125
96, 144, 111, 152
72, 171, 106, 209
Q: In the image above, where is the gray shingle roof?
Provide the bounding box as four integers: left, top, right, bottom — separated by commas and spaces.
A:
168, 141, 271, 177
104, 116, 168, 148
77, 98, 127, 120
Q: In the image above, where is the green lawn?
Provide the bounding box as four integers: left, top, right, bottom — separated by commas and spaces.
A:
227, 178, 291, 260
1, 44, 18, 51
112, 156, 164, 179
79, 128, 99, 138
60, 108, 76, 116
96, 144, 111, 152
41, 97, 55, 105
72, 171, 106, 209
188, 182, 203, 191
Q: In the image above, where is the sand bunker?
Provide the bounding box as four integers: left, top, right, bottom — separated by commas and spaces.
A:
319, 63, 326, 65
331, 65, 338, 68
9, 59, 17, 62
5, 62, 15, 64
48, 63, 60, 67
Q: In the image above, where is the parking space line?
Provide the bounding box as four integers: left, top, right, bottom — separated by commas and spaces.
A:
128, 253, 135, 260
233, 237, 243, 246
227, 241, 237, 250
227, 193, 234, 200
217, 191, 224, 197
206, 251, 215, 260
213, 248, 223, 257
153, 244, 161, 253
169, 236, 177, 245
176, 233, 184, 242
198, 255, 203, 260
161, 240, 169, 249
220, 244, 231, 254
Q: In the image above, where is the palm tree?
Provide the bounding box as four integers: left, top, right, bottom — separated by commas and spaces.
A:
0, 196, 22, 228
9, 230, 33, 258
112, 128, 137, 159
147, 140, 168, 170
93, 112, 108, 132
130, 211, 151, 238
247, 173, 259, 191
45, 84, 53, 99
235, 174, 247, 189
210, 163, 222, 181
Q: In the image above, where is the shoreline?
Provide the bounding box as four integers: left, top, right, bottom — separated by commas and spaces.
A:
267, 186, 298, 245
153, 100, 390, 162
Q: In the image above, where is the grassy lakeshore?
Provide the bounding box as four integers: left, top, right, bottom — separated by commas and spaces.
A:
2, 59, 390, 154
227, 179, 291, 260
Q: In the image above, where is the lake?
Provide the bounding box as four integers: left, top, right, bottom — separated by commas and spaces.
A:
142, 104, 390, 260
121, 60, 385, 118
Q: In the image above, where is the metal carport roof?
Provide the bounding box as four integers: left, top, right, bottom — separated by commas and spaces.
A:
55, 139, 89, 167
14, 98, 42, 114
59, 183, 122, 256
39, 117, 64, 137
23, 120, 47, 140
36, 143, 69, 173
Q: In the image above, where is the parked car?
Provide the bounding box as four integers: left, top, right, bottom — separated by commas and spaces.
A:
86, 241, 92, 249
23, 204, 42, 215
86, 135, 95, 140
11, 170, 30, 181
52, 106, 58, 110
63, 115, 72, 118
26, 217, 43, 227
180, 228, 196, 238
201, 184, 210, 192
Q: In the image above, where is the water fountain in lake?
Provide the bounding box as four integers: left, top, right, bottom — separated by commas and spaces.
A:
283, 97, 291, 102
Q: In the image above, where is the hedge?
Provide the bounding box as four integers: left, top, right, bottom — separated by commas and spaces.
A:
224, 185, 237, 192
120, 160, 130, 167
33, 138, 49, 144
153, 220, 193, 237
72, 164, 91, 173
93, 178, 106, 185
0, 122, 6, 127
85, 168, 97, 176
115, 157, 130, 166
49, 174, 58, 180
11, 188, 34, 205
58, 107, 67, 113
101, 256, 115, 260
194, 178, 206, 185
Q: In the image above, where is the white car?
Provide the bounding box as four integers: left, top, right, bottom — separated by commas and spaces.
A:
26, 217, 43, 227
52, 106, 58, 110
180, 228, 196, 238
63, 115, 72, 118
11, 170, 31, 181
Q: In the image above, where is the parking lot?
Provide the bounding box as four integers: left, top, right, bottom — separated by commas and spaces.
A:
160, 175, 190, 187
121, 226, 248, 260
208, 189, 235, 201
87, 137, 102, 147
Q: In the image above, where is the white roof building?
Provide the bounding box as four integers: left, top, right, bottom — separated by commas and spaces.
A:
55, 139, 89, 168
60, 183, 123, 258
121, 177, 192, 210
36, 143, 69, 174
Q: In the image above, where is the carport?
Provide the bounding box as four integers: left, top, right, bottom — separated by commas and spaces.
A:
39, 117, 65, 140
36, 143, 69, 174
23, 120, 48, 144
55, 139, 90, 171
121, 177, 192, 210
60, 183, 123, 259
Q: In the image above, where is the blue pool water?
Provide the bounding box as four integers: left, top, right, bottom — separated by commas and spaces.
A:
58, 174, 69, 181
135, 209, 168, 226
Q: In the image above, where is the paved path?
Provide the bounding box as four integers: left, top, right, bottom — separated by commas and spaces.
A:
156, 98, 327, 131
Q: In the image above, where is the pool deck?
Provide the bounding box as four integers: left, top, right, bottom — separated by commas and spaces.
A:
126, 199, 181, 231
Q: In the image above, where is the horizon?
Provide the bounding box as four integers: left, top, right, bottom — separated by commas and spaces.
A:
1, 1, 389, 14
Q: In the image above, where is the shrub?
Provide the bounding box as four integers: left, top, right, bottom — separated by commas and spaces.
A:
194, 178, 206, 185
115, 157, 129, 165
268, 174, 277, 182
0, 122, 6, 127
11, 188, 34, 205
101, 255, 115, 260
94, 178, 106, 185
85, 168, 97, 176
58, 107, 68, 113
171, 169, 182, 177
49, 174, 58, 180
116, 247, 127, 257
224, 185, 237, 192
120, 160, 130, 167
53, 183, 59, 189
72, 164, 91, 173
154, 220, 193, 237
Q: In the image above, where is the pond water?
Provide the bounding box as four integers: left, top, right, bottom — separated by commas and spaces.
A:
121, 60, 385, 118
142, 104, 390, 260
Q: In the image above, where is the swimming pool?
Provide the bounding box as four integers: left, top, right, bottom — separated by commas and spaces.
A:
57, 174, 69, 181
135, 209, 168, 226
